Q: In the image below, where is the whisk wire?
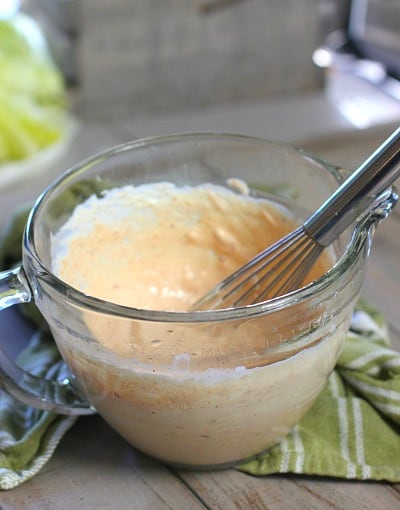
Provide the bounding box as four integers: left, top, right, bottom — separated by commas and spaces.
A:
221, 227, 303, 287
192, 125, 400, 310
218, 227, 304, 305
254, 235, 322, 304
231, 230, 307, 305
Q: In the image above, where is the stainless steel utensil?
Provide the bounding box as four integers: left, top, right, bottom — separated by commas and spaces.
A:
193, 126, 400, 310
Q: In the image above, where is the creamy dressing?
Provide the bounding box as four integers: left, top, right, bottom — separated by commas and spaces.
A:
50, 181, 344, 467
52, 182, 304, 311
51, 182, 331, 360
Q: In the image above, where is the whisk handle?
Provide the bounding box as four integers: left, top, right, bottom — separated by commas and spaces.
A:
304, 126, 400, 247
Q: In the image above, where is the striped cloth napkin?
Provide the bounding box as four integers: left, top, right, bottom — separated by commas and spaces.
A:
0, 304, 399, 489
238, 301, 400, 481
0, 209, 400, 489
0, 332, 76, 490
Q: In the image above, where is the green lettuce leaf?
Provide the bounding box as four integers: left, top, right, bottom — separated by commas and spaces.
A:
0, 14, 67, 163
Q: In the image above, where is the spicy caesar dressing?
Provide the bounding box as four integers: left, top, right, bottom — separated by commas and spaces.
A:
49, 181, 343, 467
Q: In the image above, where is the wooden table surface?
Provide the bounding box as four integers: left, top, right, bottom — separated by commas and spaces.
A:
0, 117, 399, 510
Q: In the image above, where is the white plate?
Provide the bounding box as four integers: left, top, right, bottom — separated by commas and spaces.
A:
0, 114, 79, 190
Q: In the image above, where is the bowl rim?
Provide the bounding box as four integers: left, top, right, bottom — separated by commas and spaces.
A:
24, 132, 371, 323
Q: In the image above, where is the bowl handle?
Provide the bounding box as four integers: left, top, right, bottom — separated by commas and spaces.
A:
366, 186, 398, 228
0, 266, 94, 415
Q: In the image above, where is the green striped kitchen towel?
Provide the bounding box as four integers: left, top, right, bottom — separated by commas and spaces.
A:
0, 332, 77, 490
1, 305, 399, 489
0, 209, 400, 488
238, 301, 400, 481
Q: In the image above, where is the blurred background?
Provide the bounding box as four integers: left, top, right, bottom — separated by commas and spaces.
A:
12, 0, 400, 117
0, 0, 399, 189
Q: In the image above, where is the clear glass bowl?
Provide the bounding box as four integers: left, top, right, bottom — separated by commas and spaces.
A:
0, 133, 396, 468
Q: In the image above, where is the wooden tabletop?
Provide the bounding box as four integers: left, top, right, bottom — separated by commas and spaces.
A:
0, 117, 399, 509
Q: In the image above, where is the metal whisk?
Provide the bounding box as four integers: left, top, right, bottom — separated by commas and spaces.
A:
193, 126, 400, 311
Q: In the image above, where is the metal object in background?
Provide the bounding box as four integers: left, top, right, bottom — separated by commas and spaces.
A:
348, 0, 400, 80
